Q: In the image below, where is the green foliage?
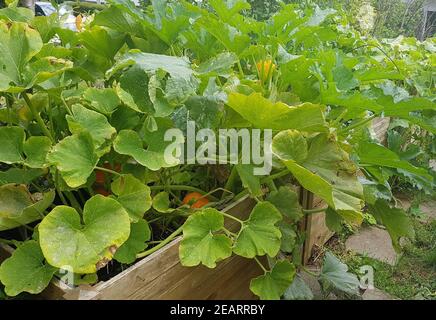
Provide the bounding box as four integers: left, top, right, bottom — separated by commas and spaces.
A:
39, 195, 131, 273
0, 241, 57, 297
0, 0, 434, 300
114, 219, 151, 264
318, 251, 361, 298
179, 208, 233, 268
250, 260, 296, 300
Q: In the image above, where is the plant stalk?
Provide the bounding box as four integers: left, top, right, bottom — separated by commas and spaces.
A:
136, 225, 183, 259
22, 92, 54, 142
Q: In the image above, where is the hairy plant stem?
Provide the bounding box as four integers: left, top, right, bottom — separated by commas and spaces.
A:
22, 92, 54, 142
338, 114, 377, 134
237, 60, 245, 78
302, 207, 328, 215
263, 169, 290, 183
136, 225, 183, 259
0, 239, 17, 246
95, 166, 122, 177
65, 191, 82, 214
54, 170, 69, 206
4, 94, 13, 126
331, 108, 349, 127
221, 211, 244, 224
254, 257, 268, 273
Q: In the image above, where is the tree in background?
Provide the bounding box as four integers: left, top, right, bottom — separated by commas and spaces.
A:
371, 0, 427, 38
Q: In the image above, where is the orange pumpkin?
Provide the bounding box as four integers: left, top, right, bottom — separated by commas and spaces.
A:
182, 192, 209, 209
94, 186, 111, 197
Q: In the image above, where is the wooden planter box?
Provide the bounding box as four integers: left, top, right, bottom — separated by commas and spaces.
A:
0, 186, 332, 299
1, 196, 263, 300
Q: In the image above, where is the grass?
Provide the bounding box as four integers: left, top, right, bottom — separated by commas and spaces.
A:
328, 219, 436, 300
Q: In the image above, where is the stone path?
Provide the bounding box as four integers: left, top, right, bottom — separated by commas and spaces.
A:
345, 226, 398, 265
362, 287, 397, 300
397, 197, 436, 223
342, 197, 436, 300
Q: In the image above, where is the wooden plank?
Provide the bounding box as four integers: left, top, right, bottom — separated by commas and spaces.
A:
302, 195, 334, 265
372, 117, 390, 145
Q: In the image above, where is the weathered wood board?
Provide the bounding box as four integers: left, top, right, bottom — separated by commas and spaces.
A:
301, 190, 334, 265
372, 117, 391, 144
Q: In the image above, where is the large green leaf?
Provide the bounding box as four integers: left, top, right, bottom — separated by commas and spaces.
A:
172, 95, 224, 131
358, 142, 432, 181
80, 26, 125, 61
197, 52, 238, 76
250, 260, 296, 300
23, 136, 52, 168
266, 186, 303, 222
368, 200, 415, 250
271, 130, 308, 163
0, 126, 51, 168
107, 51, 195, 81
196, 14, 250, 55
322, 87, 436, 120
0, 168, 45, 186
179, 208, 232, 268
0, 21, 42, 92
0, 7, 34, 23
283, 274, 314, 300
278, 222, 297, 253
66, 104, 116, 149
83, 87, 120, 115
152, 191, 173, 213
208, 0, 251, 24
47, 132, 99, 188
235, 164, 262, 197
39, 195, 131, 274
93, 5, 147, 38
114, 219, 151, 264
0, 184, 54, 231
113, 118, 183, 171
278, 134, 364, 224
226, 92, 327, 132
233, 202, 282, 258
118, 66, 153, 113
108, 51, 199, 108
0, 241, 56, 297
111, 174, 152, 222
0, 126, 25, 164
318, 252, 360, 298
0, 21, 71, 92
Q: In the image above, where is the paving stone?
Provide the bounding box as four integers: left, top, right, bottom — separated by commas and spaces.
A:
397, 195, 436, 223
362, 287, 397, 300
345, 226, 398, 265
419, 200, 436, 223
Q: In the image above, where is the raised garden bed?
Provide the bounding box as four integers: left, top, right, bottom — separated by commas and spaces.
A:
1, 197, 264, 300
1, 0, 433, 301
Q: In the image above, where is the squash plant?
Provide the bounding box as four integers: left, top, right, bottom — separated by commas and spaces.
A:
0, 0, 434, 300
